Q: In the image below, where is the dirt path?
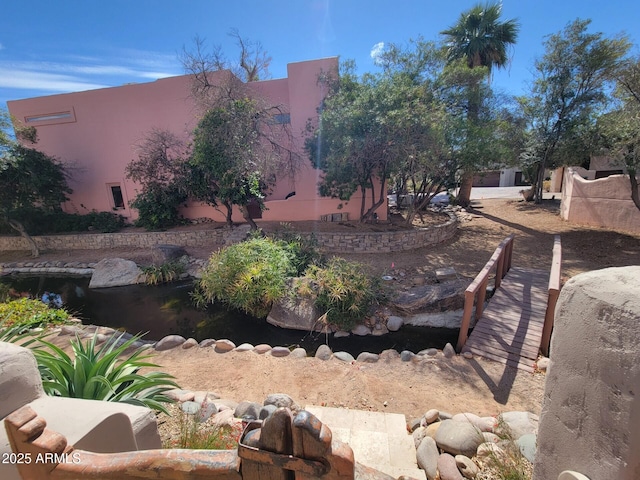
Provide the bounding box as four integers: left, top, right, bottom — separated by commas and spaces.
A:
2, 198, 639, 420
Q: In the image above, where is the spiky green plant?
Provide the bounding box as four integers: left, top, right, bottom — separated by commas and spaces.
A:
194, 237, 297, 317
142, 260, 186, 285
32, 332, 178, 414
302, 257, 380, 330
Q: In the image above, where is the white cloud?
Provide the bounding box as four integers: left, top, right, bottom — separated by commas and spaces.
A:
370, 42, 385, 62
0, 68, 110, 92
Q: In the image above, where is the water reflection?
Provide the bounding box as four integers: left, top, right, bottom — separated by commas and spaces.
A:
1, 275, 458, 357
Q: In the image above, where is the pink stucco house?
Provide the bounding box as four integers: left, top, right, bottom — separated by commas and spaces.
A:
7, 57, 386, 224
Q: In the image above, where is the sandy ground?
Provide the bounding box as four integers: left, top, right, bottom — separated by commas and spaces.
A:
3, 198, 639, 421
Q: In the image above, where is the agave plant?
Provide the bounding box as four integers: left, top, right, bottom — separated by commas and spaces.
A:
32, 332, 178, 414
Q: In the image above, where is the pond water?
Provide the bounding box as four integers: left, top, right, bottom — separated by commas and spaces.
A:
1, 275, 459, 357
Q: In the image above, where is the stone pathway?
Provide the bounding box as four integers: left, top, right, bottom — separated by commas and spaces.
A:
305, 405, 426, 480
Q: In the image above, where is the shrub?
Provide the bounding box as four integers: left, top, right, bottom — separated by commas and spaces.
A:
301, 258, 380, 330
0, 210, 126, 235
0, 297, 70, 330
271, 222, 323, 275
194, 237, 297, 317
32, 332, 178, 414
142, 260, 186, 285
130, 187, 187, 231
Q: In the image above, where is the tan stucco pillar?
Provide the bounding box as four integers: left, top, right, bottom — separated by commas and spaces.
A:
533, 266, 640, 480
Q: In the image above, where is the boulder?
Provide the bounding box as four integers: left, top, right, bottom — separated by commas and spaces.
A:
498, 411, 539, 439
151, 244, 187, 265
333, 351, 355, 363
392, 279, 467, 314
266, 278, 325, 331
437, 453, 464, 480
416, 436, 439, 480
264, 393, 296, 409
386, 315, 403, 331
155, 335, 186, 351
315, 344, 332, 360
89, 258, 143, 288
234, 401, 261, 420
435, 419, 484, 457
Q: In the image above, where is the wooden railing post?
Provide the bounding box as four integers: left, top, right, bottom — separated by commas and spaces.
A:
456, 290, 476, 352
541, 235, 562, 356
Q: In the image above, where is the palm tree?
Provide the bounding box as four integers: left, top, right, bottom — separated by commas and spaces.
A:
441, 2, 519, 206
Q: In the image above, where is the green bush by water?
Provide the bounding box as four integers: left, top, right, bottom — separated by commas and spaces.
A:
194, 237, 298, 318
0, 297, 70, 330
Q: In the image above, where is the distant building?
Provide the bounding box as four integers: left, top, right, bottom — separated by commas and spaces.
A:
8, 57, 385, 224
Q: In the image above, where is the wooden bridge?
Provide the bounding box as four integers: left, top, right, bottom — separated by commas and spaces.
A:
456, 234, 562, 372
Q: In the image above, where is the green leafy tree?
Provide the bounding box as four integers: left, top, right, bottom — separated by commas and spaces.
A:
190, 98, 295, 229
126, 128, 191, 230
441, 2, 519, 206
0, 110, 72, 256
308, 49, 459, 223
596, 56, 640, 211
519, 19, 630, 203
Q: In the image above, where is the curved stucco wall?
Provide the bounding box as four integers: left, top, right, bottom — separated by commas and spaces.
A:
561, 168, 640, 234
533, 266, 640, 480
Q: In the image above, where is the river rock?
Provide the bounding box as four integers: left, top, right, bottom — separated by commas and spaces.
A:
437, 453, 464, 480
498, 411, 539, 438
270, 346, 291, 357
351, 324, 371, 336
413, 427, 428, 448
455, 455, 479, 479
267, 278, 325, 331
181, 401, 200, 415
443, 343, 456, 358
334, 330, 350, 338
315, 344, 332, 360
211, 409, 235, 428
155, 335, 186, 351
435, 419, 484, 457
253, 344, 272, 354
151, 244, 187, 264
392, 279, 467, 313
290, 347, 307, 358
424, 409, 440, 424
264, 393, 295, 409
235, 401, 261, 420
517, 433, 537, 463
379, 349, 400, 361
89, 258, 143, 288
452, 413, 496, 432
214, 339, 236, 353
234, 343, 254, 352
259, 404, 277, 420
197, 401, 218, 422
333, 351, 355, 363
199, 338, 216, 348
386, 315, 403, 331
356, 352, 379, 363
425, 422, 441, 440
181, 338, 198, 349
416, 436, 439, 480
400, 350, 415, 362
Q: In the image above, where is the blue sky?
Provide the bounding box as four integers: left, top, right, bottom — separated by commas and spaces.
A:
1, 0, 639, 109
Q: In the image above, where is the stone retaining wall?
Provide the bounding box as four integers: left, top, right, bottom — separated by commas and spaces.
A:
0, 213, 457, 254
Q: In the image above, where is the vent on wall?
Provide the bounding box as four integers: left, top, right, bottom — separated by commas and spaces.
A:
24, 108, 76, 126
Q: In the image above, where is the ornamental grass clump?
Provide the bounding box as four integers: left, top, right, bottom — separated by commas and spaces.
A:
193, 237, 297, 318
32, 332, 178, 414
301, 257, 380, 331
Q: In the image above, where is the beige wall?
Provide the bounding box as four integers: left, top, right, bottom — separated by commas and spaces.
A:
560, 168, 640, 234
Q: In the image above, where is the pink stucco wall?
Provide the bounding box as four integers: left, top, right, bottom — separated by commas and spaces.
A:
561, 168, 640, 234
7, 57, 387, 224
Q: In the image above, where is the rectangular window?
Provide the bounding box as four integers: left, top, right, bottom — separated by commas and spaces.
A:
23, 107, 76, 126
110, 185, 125, 209
272, 113, 291, 124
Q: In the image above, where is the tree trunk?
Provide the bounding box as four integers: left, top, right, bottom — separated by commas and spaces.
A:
457, 172, 474, 207
8, 219, 40, 257
629, 169, 640, 212
534, 163, 546, 204
240, 205, 258, 230
223, 200, 233, 227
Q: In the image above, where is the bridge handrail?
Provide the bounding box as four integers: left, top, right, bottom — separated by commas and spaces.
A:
456, 234, 515, 352
540, 235, 562, 356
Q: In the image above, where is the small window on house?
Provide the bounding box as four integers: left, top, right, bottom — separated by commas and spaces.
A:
272, 113, 291, 124
25, 112, 72, 123
110, 185, 125, 209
